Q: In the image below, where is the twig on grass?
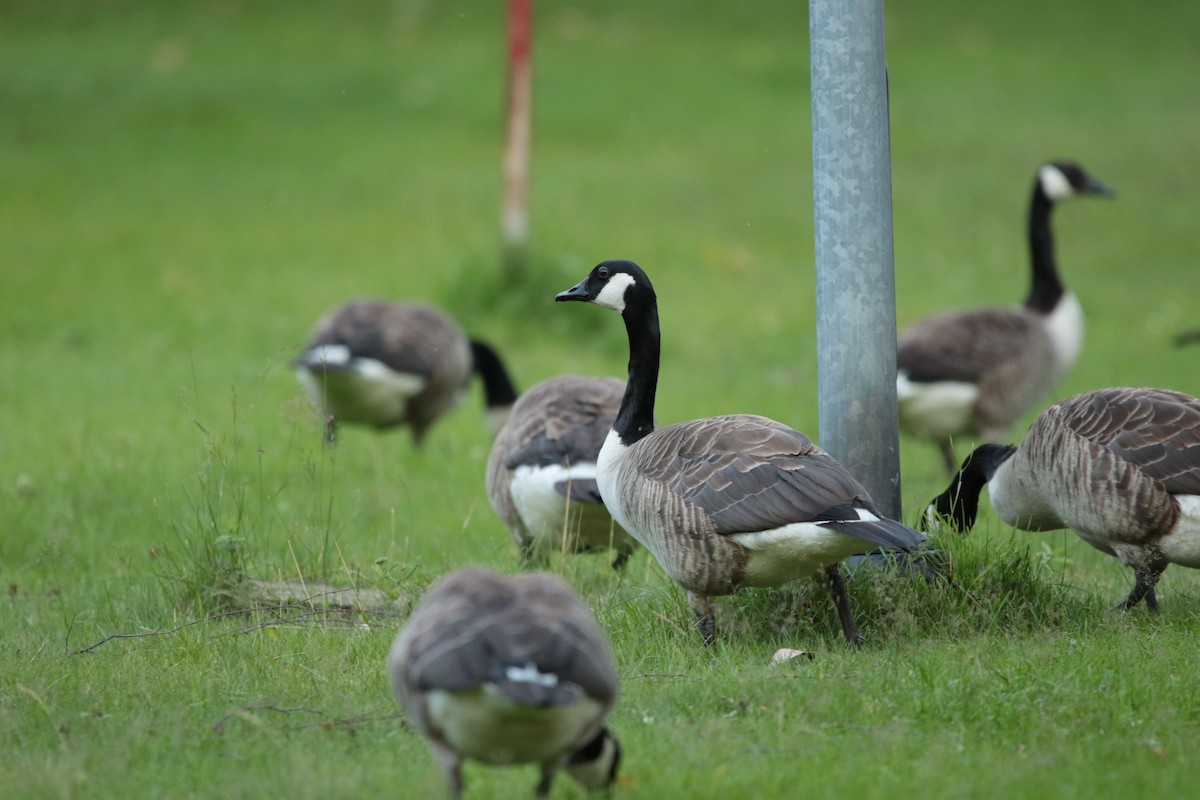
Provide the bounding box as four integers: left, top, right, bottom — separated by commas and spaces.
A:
69, 588, 404, 655
211, 704, 404, 735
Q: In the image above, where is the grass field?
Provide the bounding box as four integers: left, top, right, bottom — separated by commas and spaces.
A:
4, 1, 1200, 797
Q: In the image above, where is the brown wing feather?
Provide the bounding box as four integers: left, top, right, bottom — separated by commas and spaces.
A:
1056, 387, 1200, 495
633, 415, 878, 534
898, 307, 1048, 383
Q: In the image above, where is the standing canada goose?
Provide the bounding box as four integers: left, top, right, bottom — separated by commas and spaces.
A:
293, 300, 517, 446
897, 161, 1115, 472
556, 260, 925, 646
388, 567, 620, 799
926, 387, 1200, 612
486, 374, 640, 570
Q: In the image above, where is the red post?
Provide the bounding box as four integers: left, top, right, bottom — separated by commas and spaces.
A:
502, 0, 532, 274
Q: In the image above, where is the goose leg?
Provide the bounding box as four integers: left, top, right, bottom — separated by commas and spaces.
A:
938, 439, 958, 475
432, 745, 465, 800
687, 591, 717, 645
1116, 560, 1168, 613
825, 563, 863, 648
323, 415, 338, 447
533, 764, 559, 798
610, 549, 632, 571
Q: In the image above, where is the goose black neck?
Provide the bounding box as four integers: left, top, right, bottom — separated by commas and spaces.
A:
469, 340, 519, 409
928, 444, 1016, 532
613, 290, 660, 447
1024, 185, 1065, 314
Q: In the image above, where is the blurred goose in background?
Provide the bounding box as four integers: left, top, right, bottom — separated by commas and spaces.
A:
926, 387, 1200, 612
487, 374, 640, 570
388, 568, 620, 799
294, 300, 517, 446
1174, 328, 1200, 347
556, 260, 925, 646
897, 161, 1115, 472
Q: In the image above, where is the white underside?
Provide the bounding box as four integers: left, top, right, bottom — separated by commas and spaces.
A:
1158, 495, 1200, 568
730, 508, 884, 587
511, 463, 596, 528
295, 356, 427, 426
510, 463, 630, 554
426, 685, 603, 765
896, 371, 979, 440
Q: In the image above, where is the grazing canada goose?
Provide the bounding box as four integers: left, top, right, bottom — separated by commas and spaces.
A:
388, 568, 620, 799
896, 161, 1115, 472
926, 387, 1200, 612
293, 300, 517, 446
486, 374, 640, 570
556, 260, 925, 646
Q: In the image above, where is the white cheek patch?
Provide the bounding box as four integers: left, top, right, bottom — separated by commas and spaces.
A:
1039, 164, 1074, 201
300, 344, 352, 366
593, 272, 635, 311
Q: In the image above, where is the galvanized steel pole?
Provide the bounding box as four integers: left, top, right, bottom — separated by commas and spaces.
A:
809, 0, 902, 518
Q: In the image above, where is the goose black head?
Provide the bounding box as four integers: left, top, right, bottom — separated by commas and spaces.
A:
1038, 161, 1116, 202
566, 726, 622, 792
923, 443, 1018, 533
556, 260, 655, 314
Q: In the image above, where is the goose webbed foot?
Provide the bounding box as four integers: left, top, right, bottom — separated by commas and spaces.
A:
825, 563, 863, 649
1115, 563, 1166, 614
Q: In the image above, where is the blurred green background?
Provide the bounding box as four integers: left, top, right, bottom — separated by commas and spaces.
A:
3, 1, 1200, 797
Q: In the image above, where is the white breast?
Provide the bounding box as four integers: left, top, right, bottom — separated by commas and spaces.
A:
1043, 292, 1084, 376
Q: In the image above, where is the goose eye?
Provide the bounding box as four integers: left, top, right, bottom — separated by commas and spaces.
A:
597, 266, 610, 280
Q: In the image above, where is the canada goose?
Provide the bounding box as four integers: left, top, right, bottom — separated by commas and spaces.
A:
486, 374, 640, 570
293, 300, 517, 446
897, 161, 1115, 472
926, 387, 1200, 612
388, 567, 620, 799
556, 260, 925, 646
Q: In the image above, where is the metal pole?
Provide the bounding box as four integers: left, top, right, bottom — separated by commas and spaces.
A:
809, 0, 902, 518
501, 0, 533, 275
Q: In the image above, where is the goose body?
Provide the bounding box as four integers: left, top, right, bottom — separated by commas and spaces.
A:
558, 260, 925, 645
926, 387, 1200, 611
486, 374, 639, 569
897, 162, 1113, 471
294, 300, 516, 446
388, 568, 620, 799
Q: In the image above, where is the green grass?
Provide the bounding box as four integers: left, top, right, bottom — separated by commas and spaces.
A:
4, 0, 1200, 797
